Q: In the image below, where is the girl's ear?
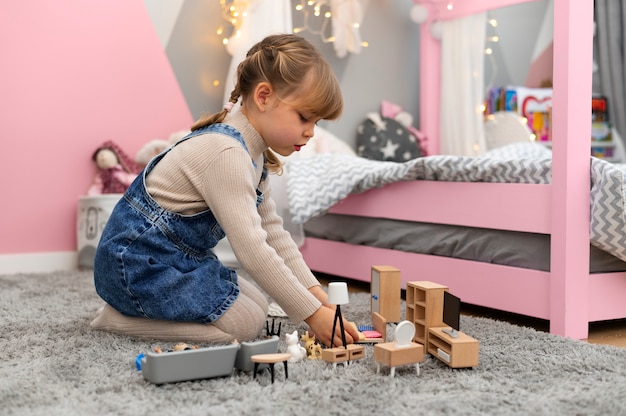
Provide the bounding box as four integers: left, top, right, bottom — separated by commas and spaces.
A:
253, 82, 273, 111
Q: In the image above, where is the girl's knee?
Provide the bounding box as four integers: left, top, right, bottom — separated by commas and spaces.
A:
215, 295, 267, 342
231, 309, 266, 342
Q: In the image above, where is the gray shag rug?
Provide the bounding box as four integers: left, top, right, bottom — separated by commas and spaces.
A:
2, 270, 626, 416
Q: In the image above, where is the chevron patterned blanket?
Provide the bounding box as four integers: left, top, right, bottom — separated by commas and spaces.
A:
285, 143, 626, 263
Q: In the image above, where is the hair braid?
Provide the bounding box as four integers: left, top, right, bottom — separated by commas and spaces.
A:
190, 34, 343, 174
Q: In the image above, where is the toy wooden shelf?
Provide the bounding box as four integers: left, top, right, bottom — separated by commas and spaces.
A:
428, 327, 479, 368
406, 281, 448, 347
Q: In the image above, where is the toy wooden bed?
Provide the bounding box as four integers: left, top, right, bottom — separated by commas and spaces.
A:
295, 0, 626, 340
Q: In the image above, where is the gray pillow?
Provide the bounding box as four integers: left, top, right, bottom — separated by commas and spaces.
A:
356, 116, 421, 162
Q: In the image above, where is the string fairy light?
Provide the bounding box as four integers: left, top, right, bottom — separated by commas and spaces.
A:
215, 0, 367, 58
483, 15, 500, 95
293, 0, 368, 49
293, 0, 335, 42
216, 0, 250, 46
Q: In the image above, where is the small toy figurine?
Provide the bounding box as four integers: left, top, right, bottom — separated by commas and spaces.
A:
285, 330, 307, 363
265, 319, 282, 338
301, 331, 322, 360
306, 341, 323, 360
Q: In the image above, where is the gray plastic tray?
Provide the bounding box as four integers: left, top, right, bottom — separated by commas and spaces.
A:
139, 336, 280, 384
140, 343, 240, 384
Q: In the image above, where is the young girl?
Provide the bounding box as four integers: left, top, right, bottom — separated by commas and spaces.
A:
91, 34, 360, 347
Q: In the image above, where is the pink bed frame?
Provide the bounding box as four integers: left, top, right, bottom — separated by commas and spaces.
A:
299, 0, 626, 339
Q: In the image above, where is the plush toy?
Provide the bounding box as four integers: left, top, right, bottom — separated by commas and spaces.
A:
356, 100, 428, 162
135, 139, 169, 168
135, 129, 191, 167
87, 140, 140, 195
380, 100, 428, 157
285, 330, 307, 363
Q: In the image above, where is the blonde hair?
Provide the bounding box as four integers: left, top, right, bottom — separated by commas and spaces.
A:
191, 34, 343, 174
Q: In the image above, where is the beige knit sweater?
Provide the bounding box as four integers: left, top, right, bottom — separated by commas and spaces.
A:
145, 110, 322, 323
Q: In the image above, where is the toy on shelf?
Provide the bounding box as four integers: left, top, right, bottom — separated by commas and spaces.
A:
374, 320, 424, 378
285, 330, 307, 362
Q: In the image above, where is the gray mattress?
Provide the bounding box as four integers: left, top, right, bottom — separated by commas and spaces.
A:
303, 214, 626, 273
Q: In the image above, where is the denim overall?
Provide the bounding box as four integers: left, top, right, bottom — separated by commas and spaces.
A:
93, 123, 266, 324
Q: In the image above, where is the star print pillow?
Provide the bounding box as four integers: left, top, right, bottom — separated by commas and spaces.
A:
356, 113, 422, 162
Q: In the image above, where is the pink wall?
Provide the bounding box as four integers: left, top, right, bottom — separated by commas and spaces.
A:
0, 1, 193, 255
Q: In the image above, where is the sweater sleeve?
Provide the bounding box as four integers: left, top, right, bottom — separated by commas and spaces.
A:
200, 146, 322, 323
256, 177, 321, 290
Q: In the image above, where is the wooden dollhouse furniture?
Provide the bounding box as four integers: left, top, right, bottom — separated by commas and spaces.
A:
374, 321, 424, 377
428, 328, 479, 369
321, 344, 365, 369
297, 0, 626, 341
321, 282, 366, 367
405, 281, 479, 368
406, 281, 448, 348
251, 353, 291, 384
370, 265, 401, 322
353, 311, 388, 344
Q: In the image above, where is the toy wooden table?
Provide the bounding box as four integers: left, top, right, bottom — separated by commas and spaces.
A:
251, 353, 291, 384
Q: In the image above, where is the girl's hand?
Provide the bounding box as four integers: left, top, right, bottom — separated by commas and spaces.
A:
304, 305, 360, 348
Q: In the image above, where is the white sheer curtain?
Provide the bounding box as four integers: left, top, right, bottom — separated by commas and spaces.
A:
222, 0, 293, 104
439, 12, 487, 156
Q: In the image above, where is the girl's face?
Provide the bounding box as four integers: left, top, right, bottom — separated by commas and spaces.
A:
246, 82, 321, 157
262, 99, 320, 156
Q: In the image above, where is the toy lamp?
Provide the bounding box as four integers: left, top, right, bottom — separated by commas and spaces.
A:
328, 282, 349, 348
327, 282, 349, 305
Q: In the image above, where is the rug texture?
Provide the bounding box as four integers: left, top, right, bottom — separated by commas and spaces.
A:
1, 270, 626, 416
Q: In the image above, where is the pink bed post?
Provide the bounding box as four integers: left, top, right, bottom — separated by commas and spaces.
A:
549, 0, 593, 338
418, 3, 441, 156
415, 0, 594, 338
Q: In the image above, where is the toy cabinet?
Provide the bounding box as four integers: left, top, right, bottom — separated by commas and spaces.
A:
405, 281, 447, 347
428, 327, 479, 368
371, 265, 401, 322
